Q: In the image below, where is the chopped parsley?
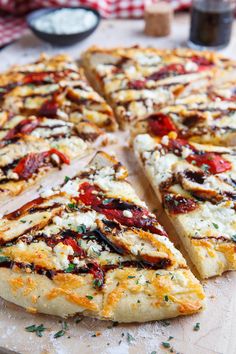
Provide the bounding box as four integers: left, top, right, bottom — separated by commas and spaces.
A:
86, 295, 93, 300
0, 256, 10, 263
151, 352, 157, 354
193, 322, 200, 331
102, 198, 113, 205
127, 275, 136, 279
25, 324, 46, 337
65, 263, 75, 273
201, 164, 209, 172
162, 342, 171, 348
77, 224, 86, 234
168, 336, 174, 341
67, 203, 77, 210
164, 295, 169, 302
20, 220, 26, 223
231, 234, 236, 242
54, 330, 65, 338
93, 279, 103, 287
212, 223, 219, 229
64, 176, 70, 183
165, 194, 172, 201
127, 333, 135, 344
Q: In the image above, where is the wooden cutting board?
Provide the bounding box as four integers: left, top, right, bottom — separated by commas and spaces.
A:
0, 15, 235, 354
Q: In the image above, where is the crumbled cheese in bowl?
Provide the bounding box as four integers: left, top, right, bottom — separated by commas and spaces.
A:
33, 8, 98, 35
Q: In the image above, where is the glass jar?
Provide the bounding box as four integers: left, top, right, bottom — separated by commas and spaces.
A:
189, 0, 235, 50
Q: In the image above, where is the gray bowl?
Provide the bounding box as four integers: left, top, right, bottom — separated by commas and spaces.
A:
27, 6, 101, 46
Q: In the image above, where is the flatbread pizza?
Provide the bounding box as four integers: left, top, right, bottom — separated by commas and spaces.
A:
133, 133, 236, 278
0, 152, 205, 322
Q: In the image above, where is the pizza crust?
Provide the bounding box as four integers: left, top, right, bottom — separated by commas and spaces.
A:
0, 266, 204, 322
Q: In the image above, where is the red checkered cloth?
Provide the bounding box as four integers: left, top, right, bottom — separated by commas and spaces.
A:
0, 0, 191, 47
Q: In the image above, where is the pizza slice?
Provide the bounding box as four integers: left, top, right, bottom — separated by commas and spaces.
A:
0, 135, 72, 198
0, 113, 106, 145
0, 110, 116, 200
82, 46, 234, 129
0, 151, 205, 322
131, 79, 236, 146
0, 54, 117, 131
133, 133, 236, 278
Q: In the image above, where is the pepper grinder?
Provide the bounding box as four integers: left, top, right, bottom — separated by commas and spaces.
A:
188, 0, 235, 50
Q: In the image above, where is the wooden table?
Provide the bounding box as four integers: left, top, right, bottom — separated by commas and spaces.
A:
0, 14, 235, 354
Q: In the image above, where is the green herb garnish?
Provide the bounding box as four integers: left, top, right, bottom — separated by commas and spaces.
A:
212, 223, 219, 229
164, 295, 169, 302
162, 342, 170, 348
93, 279, 103, 287
65, 263, 75, 273
77, 224, 86, 234
86, 295, 93, 300
0, 256, 10, 263
127, 275, 136, 279
25, 324, 46, 337
193, 322, 200, 331
64, 176, 70, 183
127, 333, 135, 344
102, 198, 113, 205
54, 330, 65, 338
231, 234, 236, 242
67, 203, 77, 210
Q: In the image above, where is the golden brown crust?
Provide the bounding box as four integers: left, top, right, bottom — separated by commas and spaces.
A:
0, 266, 205, 322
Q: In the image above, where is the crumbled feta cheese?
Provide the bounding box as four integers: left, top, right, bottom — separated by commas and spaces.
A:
161, 135, 169, 146
61, 179, 79, 197
53, 242, 74, 269
53, 210, 101, 231
84, 240, 102, 257
185, 61, 198, 72
123, 210, 133, 218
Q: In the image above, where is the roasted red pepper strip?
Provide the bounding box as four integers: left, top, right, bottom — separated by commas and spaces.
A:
23, 72, 55, 85
163, 193, 198, 214
38, 99, 59, 117
77, 182, 167, 236
187, 152, 232, 174
63, 237, 86, 257
190, 55, 213, 71
22, 70, 73, 85
128, 79, 146, 89
166, 138, 195, 156
147, 64, 187, 81
2, 118, 40, 141
13, 149, 70, 179
148, 113, 177, 137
